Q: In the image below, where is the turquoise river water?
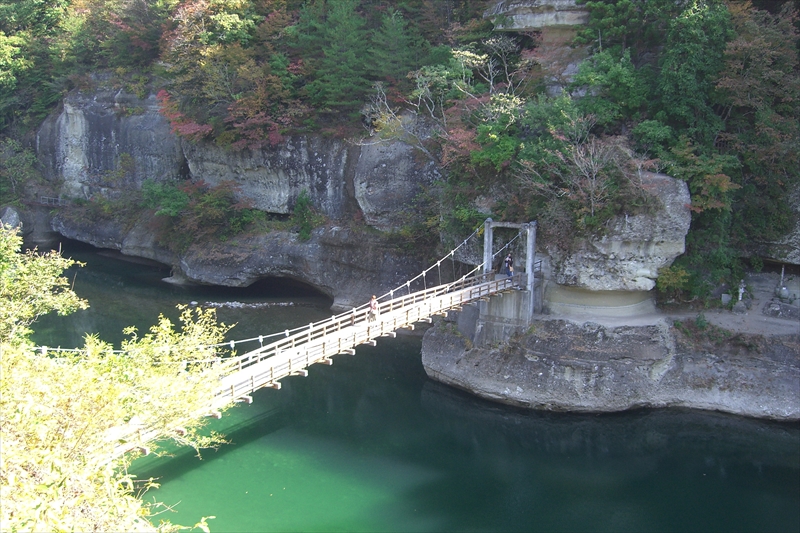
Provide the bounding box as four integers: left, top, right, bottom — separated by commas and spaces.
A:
31, 243, 800, 532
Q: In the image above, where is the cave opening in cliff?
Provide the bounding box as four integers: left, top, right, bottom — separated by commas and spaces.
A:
51, 238, 332, 303
246, 277, 332, 302
54, 237, 171, 272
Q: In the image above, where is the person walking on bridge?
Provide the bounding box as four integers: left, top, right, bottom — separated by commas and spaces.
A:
368, 295, 379, 322
504, 253, 513, 278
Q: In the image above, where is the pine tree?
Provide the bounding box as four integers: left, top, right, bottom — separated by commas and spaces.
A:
370, 9, 426, 82
301, 0, 371, 113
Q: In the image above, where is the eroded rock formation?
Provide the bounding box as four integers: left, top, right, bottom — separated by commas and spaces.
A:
544, 173, 691, 293
486, 0, 590, 29
31, 86, 695, 312
422, 315, 800, 420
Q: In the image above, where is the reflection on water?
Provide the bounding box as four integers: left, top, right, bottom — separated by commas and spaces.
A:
31, 244, 800, 533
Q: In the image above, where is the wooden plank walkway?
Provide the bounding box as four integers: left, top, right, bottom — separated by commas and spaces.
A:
106, 272, 522, 459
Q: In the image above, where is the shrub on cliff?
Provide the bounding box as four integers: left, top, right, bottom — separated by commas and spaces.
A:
142, 179, 267, 251
291, 189, 324, 241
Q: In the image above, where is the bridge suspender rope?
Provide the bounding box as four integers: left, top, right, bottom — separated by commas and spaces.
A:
47, 220, 535, 460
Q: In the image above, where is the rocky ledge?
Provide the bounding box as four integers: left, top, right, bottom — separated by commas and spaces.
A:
50, 213, 424, 311
422, 316, 799, 421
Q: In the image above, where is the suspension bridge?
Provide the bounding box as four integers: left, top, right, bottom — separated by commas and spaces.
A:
40, 219, 538, 460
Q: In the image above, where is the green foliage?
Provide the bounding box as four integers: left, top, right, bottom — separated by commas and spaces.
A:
142, 179, 190, 217
715, 1, 800, 248
574, 0, 680, 57
655, 0, 733, 145
469, 92, 526, 170
0, 0, 70, 35
666, 136, 740, 213
631, 119, 673, 157
291, 189, 323, 241
573, 0, 797, 297
0, 31, 29, 90
673, 206, 744, 301
141, 179, 264, 251
472, 124, 520, 170
0, 136, 40, 204
694, 312, 708, 330
0, 225, 87, 341
370, 9, 428, 84
298, 0, 371, 113
656, 265, 689, 301
1, 224, 235, 531
571, 49, 649, 127
444, 202, 485, 236
514, 94, 652, 237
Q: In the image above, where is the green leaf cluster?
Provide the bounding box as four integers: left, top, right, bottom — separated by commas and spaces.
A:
141, 179, 266, 251
0, 136, 41, 205
1, 225, 234, 531
291, 188, 324, 241
0, 225, 87, 340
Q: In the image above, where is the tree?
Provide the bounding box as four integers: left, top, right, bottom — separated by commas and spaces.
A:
715, 0, 800, 245
0, 226, 87, 341
0, 31, 28, 91
656, 0, 733, 145
370, 9, 426, 84
0, 136, 40, 205
0, 0, 70, 35
299, 0, 371, 113
0, 0, 71, 131
514, 94, 655, 237
0, 225, 232, 531
159, 0, 265, 123
571, 48, 649, 127
574, 0, 681, 61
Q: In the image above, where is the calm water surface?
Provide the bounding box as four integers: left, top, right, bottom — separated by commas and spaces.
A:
32, 244, 800, 532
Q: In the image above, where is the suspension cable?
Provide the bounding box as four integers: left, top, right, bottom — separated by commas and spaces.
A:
38, 221, 526, 361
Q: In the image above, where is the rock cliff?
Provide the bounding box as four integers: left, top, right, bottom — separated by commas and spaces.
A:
33, 87, 692, 312
36, 90, 439, 232
542, 172, 691, 293
50, 211, 423, 311
33, 88, 441, 308
486, 0, 589, 29
422, 315, 800, 421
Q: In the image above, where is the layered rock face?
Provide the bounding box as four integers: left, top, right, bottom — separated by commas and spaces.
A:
51, 212, 422, 311
34, 89, 439, 308
37, 90, 184, 198
486, 0, 589, 29
544, 173, 692, 293
36, 90, 438, 232
422, 316, 800, 420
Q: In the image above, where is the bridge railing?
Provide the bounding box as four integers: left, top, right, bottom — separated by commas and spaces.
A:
218, 271, 521, 376
210, 271, 523, 409
39, 196, 65, 207
104, 272, 523, 459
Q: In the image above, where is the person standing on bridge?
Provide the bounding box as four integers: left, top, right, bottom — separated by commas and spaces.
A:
368, 295, 379, 322
504, 253, 513, 278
